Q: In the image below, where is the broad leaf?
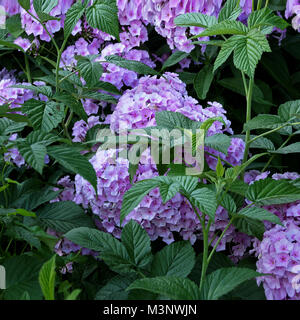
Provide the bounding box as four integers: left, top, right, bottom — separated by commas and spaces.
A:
246, 178, 300, 205
218, 0, 242, 22
194, 64, 214, 100
233, 216, 265, 240
205, 134, 231, 155
121, 220, 152, 268
162, 51, 189, 70
37, 201, 93, 233
47, 145, 97, 192
128, 276, 200, 300
271, 142, 300, 154
189, 187, 217, 220
174, 12, 217, 28
151, 241, 195, 277
39, 255, 56, 300
64, 1, 86, 38
198, 20, 248, 37
200, 267, 262, 300
77, 55, 103, 87
105, 55, 159, 75
237, 206, 282, 225
17, 142, 46, 174
85, 0, 119, 40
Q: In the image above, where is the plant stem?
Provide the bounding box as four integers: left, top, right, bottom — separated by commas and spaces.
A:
24, 54, 32, 83
249, 122, 300, 144
264, 0, 269, 8
199, 219, 209, 291
242, 77, 254, 166
261, 134, 293, 172
207, 217, 235, 265
257, 0, 263, 10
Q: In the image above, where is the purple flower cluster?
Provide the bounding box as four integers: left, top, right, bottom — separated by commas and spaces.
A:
286, 0, 300, 31
20, 0, 74, 42
244, 170, 300, 300
57, 73, 246, 246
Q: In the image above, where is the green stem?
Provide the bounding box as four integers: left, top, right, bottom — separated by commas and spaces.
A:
241, 71, 248, 96
261, 134, 293, 172
257, 0, 263, 10
207, 217, 235, 265
24, 54, 32, 83
199, 219, 209, 291
249, 122, 300, 144
56, 38, 69, 92
264, 0, 269, 8
242, 77, 254, 166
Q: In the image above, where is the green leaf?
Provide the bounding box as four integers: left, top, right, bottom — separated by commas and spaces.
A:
0, 39, 25, 52
200, 267, 262, 300
33, 0, 59, 22
22, 99, 64, 132
247, 7, 289, 30
120, 179, 160, 224
95, 274, 137, 300
121, 220, 152, 268
18, 0, 30, 10
198, 20, 248, 37
233, 216, 265, 240
159, 182, 181, 203
79, 91, 117, 104
151, 241, 195, 277
88, 80, 121, 95
244, 114, 283, 131
213, 35, 242, 72
174, 12, 217, 28
39, 255, 56, 300
105, 55, 159, 76
237, 206, 282, 225
53, 93, 87, 122
194, 64, 214, 100
65, 227, 132, 274
64, 1, 86, 39
37, 201, 93, 233
77, 55, 103, 87
205, 134, 231, 155
220, 193, 237, 214
6, 225, 41, 250
278, 100, 300, 126
162, 51, 189, 70
2, 255, 43, 300
271, 142, 300, 154
155, 110, 199, 130
246, 178, 300, 206
17, 142, 46, 174
234, 134, 275, 150
189, 187, 217, 220
66, 289, 81, 300
47, 145, 97, 193
85, 0, 119, 40
0, 118, 27, 135
218, 0, 242, 22
233, 31, 271, 78
128, 276, 200, 300
11, 84, 52, 97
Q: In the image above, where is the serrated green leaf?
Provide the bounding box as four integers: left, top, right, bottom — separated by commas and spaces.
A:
246, 178, 300, 206
233, 217, 265, 240
77, 55, 103, 87
189, 187, 217, 220
17, 142, 46, 174
47, 145, 97, 192
105, 55, 159, 75
37, 201, 93, 233
194, 64, 214, 100
205, 134, 232, 155
121, 220, 152, 268
18, 0, 30, 10
237, 206, 282, 225
218, 0, 242, 22
151, 241, 195, 278
128, 276, 201, 300
162, 51, 189, 70
85, 0, 119, 40
39, 255, 56, 300
244, 114, 283, 131
200, 267, 262, 300
174, 12, 217, 28
64, 1, 85, 39
197, 20, 248, 37
271, 142, 300, 154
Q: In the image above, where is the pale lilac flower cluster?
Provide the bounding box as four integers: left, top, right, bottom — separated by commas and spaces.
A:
65, 73, 245, 245
245, 170, 300, 300
20, 0, 74, 42
1, 0, 20, 16
285, 0, 300, 31
117, 0, 222, 52
0, 68, 34, 108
